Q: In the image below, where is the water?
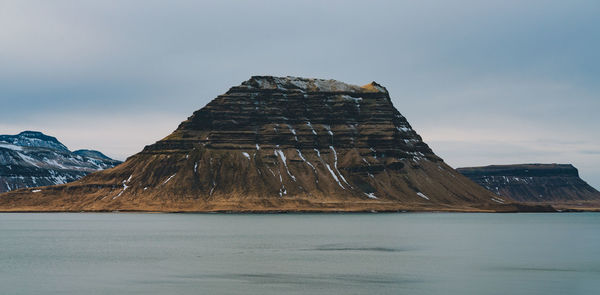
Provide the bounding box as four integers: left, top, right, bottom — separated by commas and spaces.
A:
0, 213, 599, 295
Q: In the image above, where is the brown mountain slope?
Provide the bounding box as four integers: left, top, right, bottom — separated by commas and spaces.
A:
0, 76, 551, 212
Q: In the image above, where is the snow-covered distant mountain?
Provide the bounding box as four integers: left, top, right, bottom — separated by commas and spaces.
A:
0, 131, 69, 152
0, 131, 121, 193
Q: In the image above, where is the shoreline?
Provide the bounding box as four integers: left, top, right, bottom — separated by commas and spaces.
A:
4, 208, 594, 214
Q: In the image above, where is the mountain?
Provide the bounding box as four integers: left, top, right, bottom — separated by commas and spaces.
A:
457, 164, 600, 209
0, 77, 551, 212
0, 131, 122, 193
0, 131, 69, 152
73, 149, 114, 161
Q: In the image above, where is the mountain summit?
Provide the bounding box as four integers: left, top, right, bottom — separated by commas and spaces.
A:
0, 77, 546, 212
0, 131, 69, 152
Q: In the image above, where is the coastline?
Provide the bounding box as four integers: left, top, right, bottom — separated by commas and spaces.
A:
0, 206, 561, 214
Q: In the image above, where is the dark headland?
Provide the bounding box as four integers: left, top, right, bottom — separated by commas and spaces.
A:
458, 164, 600, 211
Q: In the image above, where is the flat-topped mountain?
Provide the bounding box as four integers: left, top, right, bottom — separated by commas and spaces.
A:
0, 77, 549, 212
457, 164, 600, 207
0, 131, 122, 193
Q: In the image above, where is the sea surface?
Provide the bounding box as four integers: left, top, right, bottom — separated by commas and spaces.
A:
0, 213, 599, 295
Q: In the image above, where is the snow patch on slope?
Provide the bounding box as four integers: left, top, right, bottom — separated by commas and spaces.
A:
0, 143, 23, 151
162, 174, 176, 185
416, 192, 430, 200
275, 149, 296, 181
365, 192, 377, 199
329, 146, 351, 187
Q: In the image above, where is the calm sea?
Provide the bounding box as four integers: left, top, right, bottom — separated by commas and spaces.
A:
0, 213, 598, 295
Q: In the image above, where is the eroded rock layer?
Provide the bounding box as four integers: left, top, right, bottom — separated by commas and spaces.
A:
0, 77, 546, 212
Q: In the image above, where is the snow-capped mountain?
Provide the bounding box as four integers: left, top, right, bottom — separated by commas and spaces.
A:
0, 131, 121, 192
0, 131, 69, 152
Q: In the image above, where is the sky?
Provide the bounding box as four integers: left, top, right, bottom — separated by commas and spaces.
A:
1, 0, 599, 188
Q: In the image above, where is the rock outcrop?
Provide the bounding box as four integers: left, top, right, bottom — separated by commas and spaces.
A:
457, 164, 600, 208
0, 131, 122, 193
0, 77, 550, 212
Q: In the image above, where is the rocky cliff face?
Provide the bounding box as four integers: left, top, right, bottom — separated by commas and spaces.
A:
0, 77, 547, 212
457, 164, 600, 205
0, 131, 121, 193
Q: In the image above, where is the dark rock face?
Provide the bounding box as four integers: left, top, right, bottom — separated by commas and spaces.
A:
146, 76, 437, 161
457, 164, 600, 203
0, 132, 122, 193
0, 76, 524, 212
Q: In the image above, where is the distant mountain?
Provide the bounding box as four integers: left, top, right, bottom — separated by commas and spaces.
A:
0, 131, 121, 193
73, 149, 113, 161
0, 131, 69, 152
0, 77, 551, 212
457, 164, 600, 207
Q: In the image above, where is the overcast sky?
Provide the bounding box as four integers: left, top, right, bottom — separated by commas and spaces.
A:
1, 0, 599, 188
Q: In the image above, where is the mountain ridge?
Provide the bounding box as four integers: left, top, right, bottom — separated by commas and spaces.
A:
457, 163, 600, 209
0, 131, 69, 152
0, 131, 122, 193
